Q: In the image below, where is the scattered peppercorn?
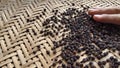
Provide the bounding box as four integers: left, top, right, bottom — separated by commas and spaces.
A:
40, 6, 120, 68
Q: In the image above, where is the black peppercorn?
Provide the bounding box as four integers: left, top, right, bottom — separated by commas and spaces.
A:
98, 61, 103, 66
102, 61, 106, 65
53, 50, 56, 54
43, 8, 46, 12
32, 19, 35, 21
62, 64, 66, 68
39, 14, 42, 17
72, 3, 75, 6
84, 65, 89, 68
36, 16, 39, 19
54, 58, 57, 62
26, 19, 30, 22
52, 63, 56, 67
58, 60, 62, 64
81, 5, 83, 7
26, 29, 29, 32
52, 10, 55, 13
42, 12, 45, 15
33, 51, 36, 54
46, 51, 50, 55
32, 29, 37, 35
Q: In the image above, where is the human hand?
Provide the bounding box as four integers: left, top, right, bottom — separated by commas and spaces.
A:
88, 7, 120, 25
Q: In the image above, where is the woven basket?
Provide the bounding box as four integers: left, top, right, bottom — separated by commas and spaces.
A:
0, 0, 120, 68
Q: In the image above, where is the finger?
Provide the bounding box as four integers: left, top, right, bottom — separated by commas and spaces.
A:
88, 7, 120, 15
93, 14, 120, 25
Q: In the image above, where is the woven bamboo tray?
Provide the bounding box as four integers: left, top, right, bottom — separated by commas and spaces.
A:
0, 0, 120, 68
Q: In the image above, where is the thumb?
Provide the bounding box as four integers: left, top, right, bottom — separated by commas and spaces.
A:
93, 14, 120, 25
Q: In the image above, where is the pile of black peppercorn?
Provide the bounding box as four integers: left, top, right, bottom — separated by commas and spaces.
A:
60, 8, 120, 68
41, 7, 120, 68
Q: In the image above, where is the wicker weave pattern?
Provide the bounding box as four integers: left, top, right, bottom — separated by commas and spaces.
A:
0, 0, 120, 68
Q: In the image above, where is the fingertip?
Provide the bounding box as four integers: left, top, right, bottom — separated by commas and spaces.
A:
88, 9, 98, 15
88, 9, 94, 15
93, 15, 103, 22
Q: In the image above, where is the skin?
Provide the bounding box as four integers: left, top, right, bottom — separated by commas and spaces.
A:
88, 7, 120, 25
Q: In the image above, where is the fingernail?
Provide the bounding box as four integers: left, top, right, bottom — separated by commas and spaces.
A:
94, 15, 102, 18
93, 15, 103, 21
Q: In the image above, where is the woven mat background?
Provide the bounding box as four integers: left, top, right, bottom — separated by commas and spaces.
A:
0, 0, 120, 68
